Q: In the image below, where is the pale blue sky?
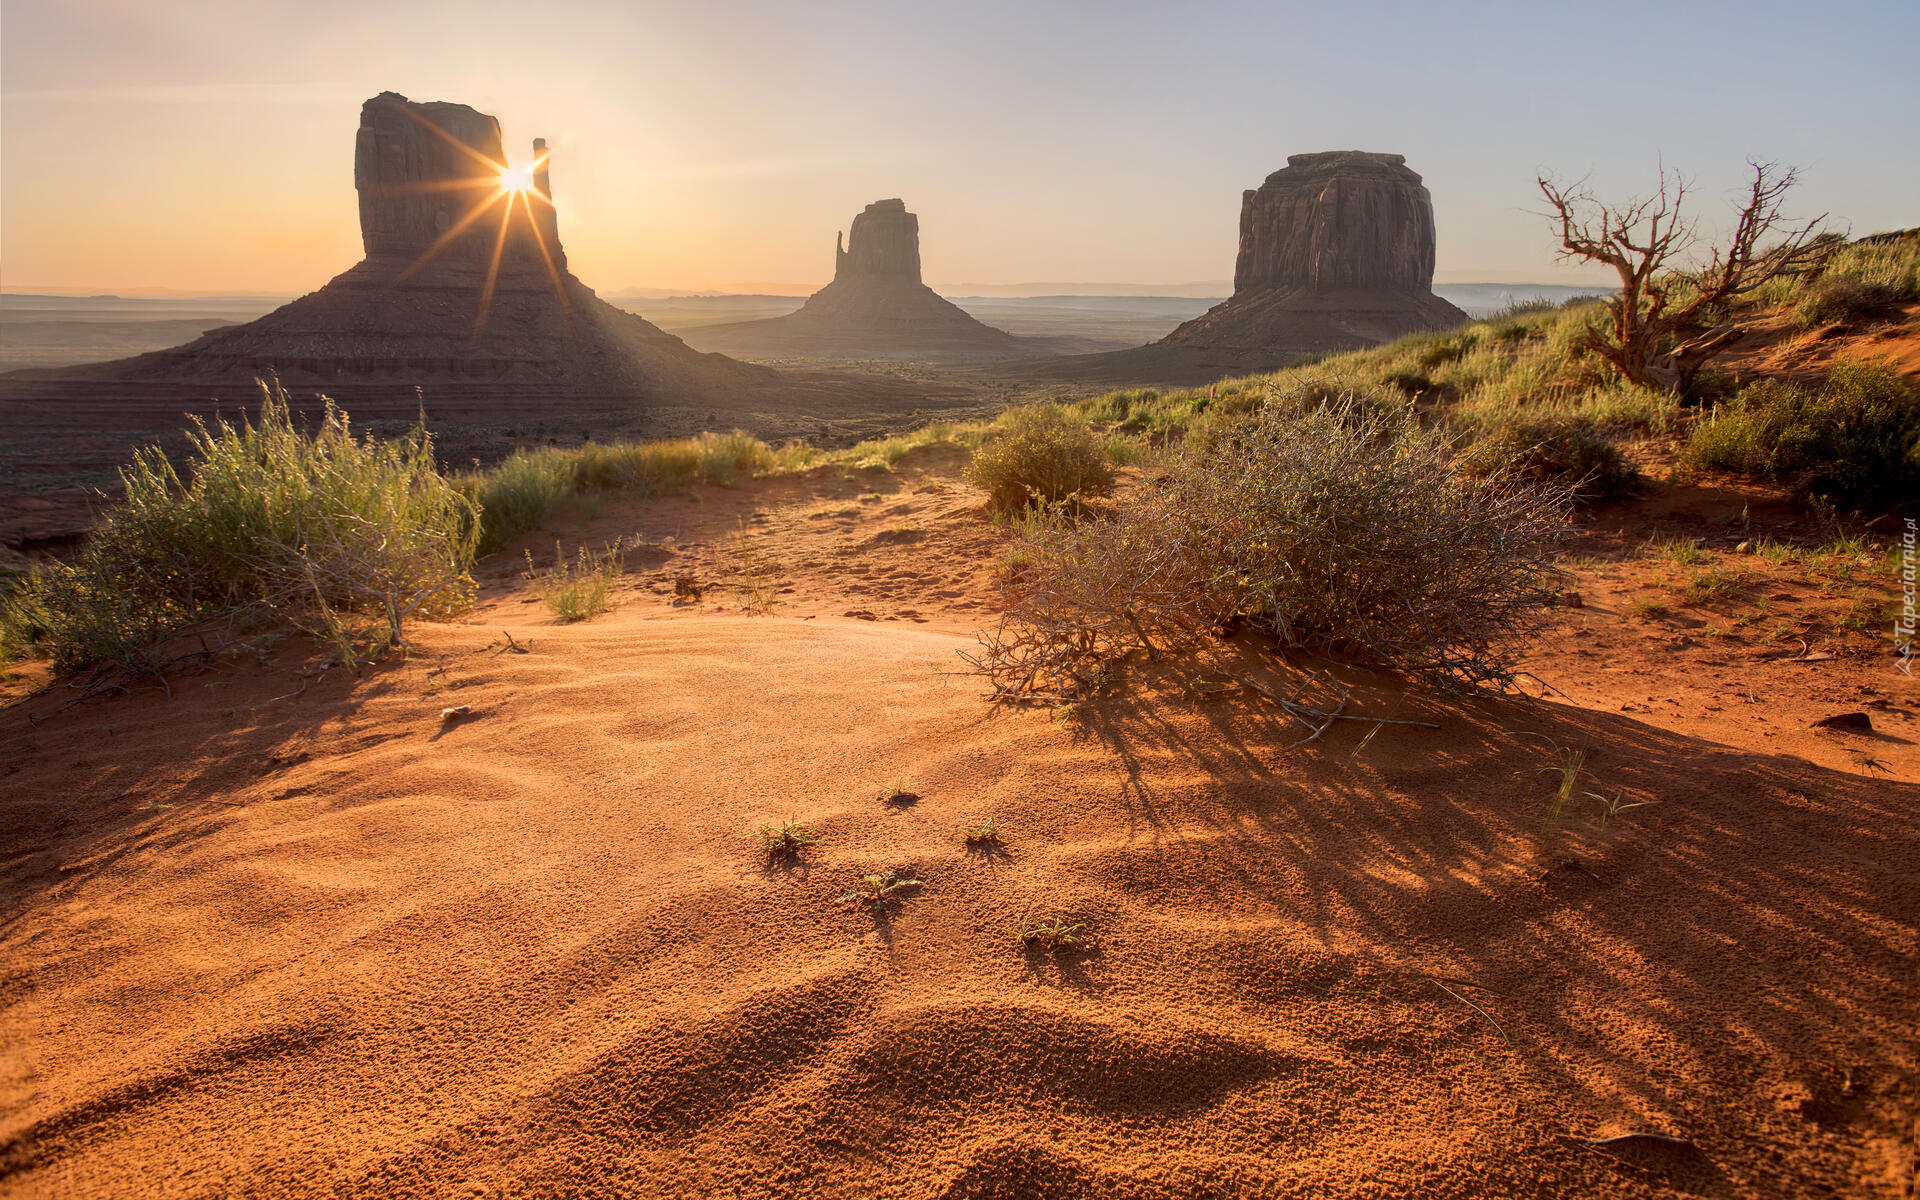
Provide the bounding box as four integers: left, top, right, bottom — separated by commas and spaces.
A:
3, 0, 1915, 291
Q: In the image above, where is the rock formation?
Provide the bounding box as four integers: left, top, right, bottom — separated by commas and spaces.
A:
684, 199, 1026, 361
1163, 151, 1466, 353
4, 92, 770, 408
834, 199, 921, 280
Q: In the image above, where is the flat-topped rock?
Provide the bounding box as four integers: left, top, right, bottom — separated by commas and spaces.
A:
1235, 151, 1436, 294
1164, 150, 1466, 355
835, 199, 921, 281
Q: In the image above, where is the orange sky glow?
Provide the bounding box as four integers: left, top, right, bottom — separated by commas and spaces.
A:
3, 1, 1915, 296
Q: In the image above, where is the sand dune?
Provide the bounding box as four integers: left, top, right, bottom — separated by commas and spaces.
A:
5, 574, 1916, 1197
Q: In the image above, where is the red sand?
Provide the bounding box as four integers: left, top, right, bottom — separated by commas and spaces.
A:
3, 464, 1917, 1198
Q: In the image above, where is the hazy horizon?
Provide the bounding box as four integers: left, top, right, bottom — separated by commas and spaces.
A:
4, 0, 1915, 296
0, 275, 1617, 300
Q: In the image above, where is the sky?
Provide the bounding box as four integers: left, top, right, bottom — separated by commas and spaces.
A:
2, 0, 1916, 295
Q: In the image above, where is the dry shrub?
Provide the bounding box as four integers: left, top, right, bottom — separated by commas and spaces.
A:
971, 392, 1570, 696
1460, 417, 1639, 502
1791, 277, 1896, 329
966, 406, 1115, 512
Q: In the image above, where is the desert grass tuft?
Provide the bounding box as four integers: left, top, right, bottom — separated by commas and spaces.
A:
960, 817, 1007, 844
748, 817, 815, 857
525, 542, 622, 622
876, 776, 917, 804
839, 871, 922, 914
1535, 743, 1590, 854
0, 380, 477, 675
1014, 914, 1088, 950
733, 521, 779, 614
1680, 568, 1747, 605
467, 430, 800, 553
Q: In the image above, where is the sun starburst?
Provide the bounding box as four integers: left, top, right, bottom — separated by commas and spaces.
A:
379, 108, 569, 338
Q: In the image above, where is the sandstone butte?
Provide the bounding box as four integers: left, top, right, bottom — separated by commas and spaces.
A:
1163, 151, 1468, 353
683, 199, 1029, 360
0, 92, 772, 407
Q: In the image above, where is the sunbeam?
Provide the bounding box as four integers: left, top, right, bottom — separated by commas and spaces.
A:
471, 187, 519, 338
390, 187, 511, 284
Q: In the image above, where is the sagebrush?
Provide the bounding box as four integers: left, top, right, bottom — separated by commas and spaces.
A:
966, 406, 1115, 513
973, 390, 1570, 695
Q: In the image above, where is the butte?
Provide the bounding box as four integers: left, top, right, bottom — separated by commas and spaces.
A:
0, 92, 774, 411
685, 199, 1028, 361
1019, 151, 1469, 386
1164, 151, 1468, 352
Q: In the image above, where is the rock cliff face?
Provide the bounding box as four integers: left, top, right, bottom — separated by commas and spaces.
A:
1165, 151, 1466, 354
6, 92, 768, 405
352, 91, 565, 274
834, 199, 922, 281
1234, 152, 1437, 293
686, 199, 1024, 361
355, 93, 505, 263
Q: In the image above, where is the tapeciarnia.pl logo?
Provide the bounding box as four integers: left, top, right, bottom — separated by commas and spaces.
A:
1898, 518, 1916, 676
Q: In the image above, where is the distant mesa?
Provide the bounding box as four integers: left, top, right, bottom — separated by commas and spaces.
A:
2, 91, 771, 405
680, 199, 1029, 361
1003, 151, 1471, 388
834, 199, 922, 281
1162, 151, 1468, 353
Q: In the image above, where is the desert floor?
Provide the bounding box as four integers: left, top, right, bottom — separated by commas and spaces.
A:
3, 452, 1916, 1199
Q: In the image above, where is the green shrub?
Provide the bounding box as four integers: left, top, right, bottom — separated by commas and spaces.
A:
1075, 388, 1156, 424
1102, 434, 1150, 466
966, 406, 1115, 512
1417, 331, 1481, 369
470, 453, 571, 552
1, 382, 477, 674
1682, 361, 1920, 507
1461, 417, 1639, 501
1793, 277, 1896, 329
973, 390, 1570, 694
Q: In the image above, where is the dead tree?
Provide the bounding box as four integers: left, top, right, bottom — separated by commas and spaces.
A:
1538, 162, 1832, 393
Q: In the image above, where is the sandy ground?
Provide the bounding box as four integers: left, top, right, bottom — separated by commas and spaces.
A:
3, 454, 1916, 1199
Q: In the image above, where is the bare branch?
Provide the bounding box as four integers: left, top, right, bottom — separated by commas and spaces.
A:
1538, 161, 1835, 392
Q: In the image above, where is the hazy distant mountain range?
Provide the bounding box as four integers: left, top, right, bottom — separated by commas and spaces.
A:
0, 283, 1616, 372
603, 281, 1611, 314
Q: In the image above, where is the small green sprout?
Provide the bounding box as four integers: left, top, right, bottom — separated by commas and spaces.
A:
961, 817, 1006, 845
1015, 914, 1087, 950
748, 817, 815, 857
839, 871, 922, 914
876, 777, 917, 803
1583, 790, 1657, 831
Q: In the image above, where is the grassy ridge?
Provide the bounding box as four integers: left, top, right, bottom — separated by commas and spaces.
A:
4, 233, 1914, 675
